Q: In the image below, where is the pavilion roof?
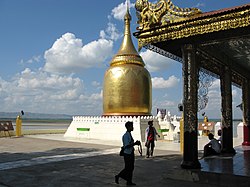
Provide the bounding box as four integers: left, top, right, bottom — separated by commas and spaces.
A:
134, 2, 250, 86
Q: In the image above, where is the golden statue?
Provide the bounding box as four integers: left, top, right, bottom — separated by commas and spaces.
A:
103, 8, 152, 116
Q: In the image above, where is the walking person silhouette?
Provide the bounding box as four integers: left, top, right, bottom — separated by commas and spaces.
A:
115, 121, 140, 186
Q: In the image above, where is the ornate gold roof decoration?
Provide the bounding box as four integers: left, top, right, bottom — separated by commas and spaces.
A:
135, 0, 201, 30
134, 3, 250, 51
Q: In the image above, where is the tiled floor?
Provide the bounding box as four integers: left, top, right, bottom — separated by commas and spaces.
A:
28, 134, 250, 178
200, 145, 250, 177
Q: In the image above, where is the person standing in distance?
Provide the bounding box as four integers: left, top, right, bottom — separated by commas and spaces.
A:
145, 120, 160, 158
115, 121, 140, 186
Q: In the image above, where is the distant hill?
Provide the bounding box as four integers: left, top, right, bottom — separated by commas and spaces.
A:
0, 112, 72, 119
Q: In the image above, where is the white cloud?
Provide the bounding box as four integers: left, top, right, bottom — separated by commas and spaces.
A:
91, 81, 102, 90
20, 55, 41, 65
44, 33, 113, 74
140, 50, 176, 72
91, 81, 100, 87
151, 98, 179, 116
206, 79, 241, 104
112, 1, 127, 20
100, 23, 122, 41
210, 79, 220, 89
156, 100, 176, 108
78, 90, 103, 115
50, 89, 79, 100
199, 79, 242, 118
16, 68, 83, 92
207, 89, 220, 104
232, 88, 238, 98
28, 55, 41, 64
195, 3, 205, 8
89, 90, 102, 100
111, 0, 134, 20
152, 76, 180, 89
0, 68, 103, 115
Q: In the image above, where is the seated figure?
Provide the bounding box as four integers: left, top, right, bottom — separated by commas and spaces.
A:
217, 129, 222, 144
203, 133, 221, 157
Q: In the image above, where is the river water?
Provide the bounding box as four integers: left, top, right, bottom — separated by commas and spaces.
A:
10, 119, 242, 136
12, 121, 71, 130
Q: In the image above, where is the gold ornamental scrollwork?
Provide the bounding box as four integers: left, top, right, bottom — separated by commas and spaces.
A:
184, 110, 197, 132
135, 5, 250, 50
135, 0, 201, 30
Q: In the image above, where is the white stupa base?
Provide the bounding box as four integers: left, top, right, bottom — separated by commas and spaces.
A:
64, 116, 159, 143
237, 122, 244, 138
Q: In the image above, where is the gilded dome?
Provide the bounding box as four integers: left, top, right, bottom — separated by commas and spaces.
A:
103, 8, 152, 116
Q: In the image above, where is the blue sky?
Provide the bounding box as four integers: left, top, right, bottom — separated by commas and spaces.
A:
0, 0, 249, 118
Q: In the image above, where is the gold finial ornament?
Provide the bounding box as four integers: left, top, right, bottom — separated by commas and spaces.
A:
103, 8, 152, 116
110, 8, 145, 67
135, 0, 202, 30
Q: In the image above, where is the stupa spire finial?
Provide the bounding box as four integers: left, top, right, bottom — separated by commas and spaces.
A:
110, 0, 145, 67
124, 0, 131, 24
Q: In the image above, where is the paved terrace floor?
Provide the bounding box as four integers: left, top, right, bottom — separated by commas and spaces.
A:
0, 134, 249, 187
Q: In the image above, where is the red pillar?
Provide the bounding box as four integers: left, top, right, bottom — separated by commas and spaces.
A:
242, 126, 250, 146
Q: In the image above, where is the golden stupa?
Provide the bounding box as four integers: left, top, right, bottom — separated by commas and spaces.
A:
103, 8, 152, 116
